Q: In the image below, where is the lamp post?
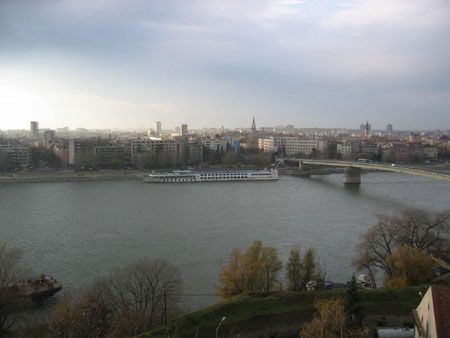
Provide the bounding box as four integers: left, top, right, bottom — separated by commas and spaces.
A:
215, 316, 226, 338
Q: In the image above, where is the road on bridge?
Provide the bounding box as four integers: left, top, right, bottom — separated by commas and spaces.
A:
283, 159, 450, 182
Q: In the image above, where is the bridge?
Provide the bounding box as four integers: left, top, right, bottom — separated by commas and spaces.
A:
279, 159, 450, 184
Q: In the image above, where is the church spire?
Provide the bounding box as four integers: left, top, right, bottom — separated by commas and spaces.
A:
251, 116, 256, 133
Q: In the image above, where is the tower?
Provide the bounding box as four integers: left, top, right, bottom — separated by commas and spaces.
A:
364, 121, 371, 138
251, 116, 256, 133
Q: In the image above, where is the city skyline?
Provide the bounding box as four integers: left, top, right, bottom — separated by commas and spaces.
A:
1, 0, 450, 130
0, 118, 414, 133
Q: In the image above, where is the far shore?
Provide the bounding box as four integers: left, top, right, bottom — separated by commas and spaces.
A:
0, 166, 268, 183
0, 170, 148, 184
0, 166, 384, 183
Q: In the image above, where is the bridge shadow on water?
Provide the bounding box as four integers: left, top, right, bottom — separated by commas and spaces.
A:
292, 174, 415, 212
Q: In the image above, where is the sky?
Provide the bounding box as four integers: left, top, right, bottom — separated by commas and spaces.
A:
1, 0, 449, 131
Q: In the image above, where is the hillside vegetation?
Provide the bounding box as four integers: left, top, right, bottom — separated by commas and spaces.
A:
139, 286, 425, 338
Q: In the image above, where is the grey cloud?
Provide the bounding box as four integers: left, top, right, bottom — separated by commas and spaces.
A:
0, 0, 449, 129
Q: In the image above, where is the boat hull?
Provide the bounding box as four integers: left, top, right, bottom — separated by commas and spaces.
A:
143, 169, 279, 183
13, 275, 62, 301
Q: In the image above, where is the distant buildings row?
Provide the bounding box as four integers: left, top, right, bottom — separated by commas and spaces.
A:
258, 136, 440, 162
335, 141, 439, 162
0, 120, 449, 169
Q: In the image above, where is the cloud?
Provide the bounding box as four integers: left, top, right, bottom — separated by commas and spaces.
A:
0, 0, 449, 129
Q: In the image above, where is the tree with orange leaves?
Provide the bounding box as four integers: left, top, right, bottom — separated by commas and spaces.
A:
218, 240, 282, 299
384, 246, 435, 288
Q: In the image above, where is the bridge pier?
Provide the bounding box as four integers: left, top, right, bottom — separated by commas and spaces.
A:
344, 166, 361, 184
298, 161, 311, 175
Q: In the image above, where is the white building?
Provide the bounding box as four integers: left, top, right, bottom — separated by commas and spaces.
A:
68, 139, 78, 165
258, 137, 327, 156
258, 137, 283, 153
283, 138, 328, 156
203, 137, 240, 152
413, 285, 450, 338
337, 143, 353, 157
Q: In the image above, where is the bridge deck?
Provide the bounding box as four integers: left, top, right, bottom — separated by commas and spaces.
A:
291, 159, 450, 182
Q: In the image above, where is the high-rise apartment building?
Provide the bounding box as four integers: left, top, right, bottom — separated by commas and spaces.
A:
359, 124, 365, 135
68, 139, 77, 165
44, 130, 55, 147
155, 121, 161, 134
30, 121, 39, 139
181, 124, 188, 136
386, 123, 393, 133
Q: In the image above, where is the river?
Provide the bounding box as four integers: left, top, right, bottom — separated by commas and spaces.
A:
1, 172, 449, 310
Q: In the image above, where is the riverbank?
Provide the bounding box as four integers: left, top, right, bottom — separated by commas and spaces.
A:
140, 287, 424, 338
0, 166, 270, 183
0, 165, 417, 183
0, 170, 147, 183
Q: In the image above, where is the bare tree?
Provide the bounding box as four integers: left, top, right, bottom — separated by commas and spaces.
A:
353, 214, 400, 284
47, 258, 182, 337
96, 258, 182, 336
353, 209, 450, 287
396, 209, 450, 258
0, 244, 27, 336
48, 292, 112, 338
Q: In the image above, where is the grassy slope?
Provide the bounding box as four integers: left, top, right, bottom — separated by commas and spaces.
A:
139, 287, 426, 338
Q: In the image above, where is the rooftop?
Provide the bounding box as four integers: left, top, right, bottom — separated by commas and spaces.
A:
431, 285, 450, 337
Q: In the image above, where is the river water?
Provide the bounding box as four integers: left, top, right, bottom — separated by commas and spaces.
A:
1, 172, 449, 310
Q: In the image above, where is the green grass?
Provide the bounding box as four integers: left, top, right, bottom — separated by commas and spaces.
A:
138, 286, 426, 338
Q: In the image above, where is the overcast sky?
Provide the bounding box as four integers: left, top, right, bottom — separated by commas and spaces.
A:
1, 0, 449, 130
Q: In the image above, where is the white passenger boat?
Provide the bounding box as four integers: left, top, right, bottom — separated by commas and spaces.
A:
143, 168, 279, 183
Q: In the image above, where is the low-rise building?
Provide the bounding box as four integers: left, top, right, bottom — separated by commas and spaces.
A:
423, 145, 438, 161
258, 137, 283, 153
259, 137, 327, 156
360, 142, 379, 159
0, 144, 31, 168
413, 285, 450, 338
392, 143, 410, 163
44, 130, 56, 148
131, 137, 203, 166
336, 143, 358, 159
203, 138, 235, 152
95, 143, 131, 167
